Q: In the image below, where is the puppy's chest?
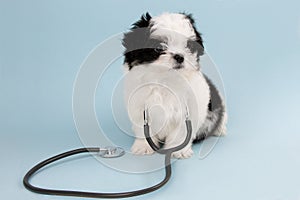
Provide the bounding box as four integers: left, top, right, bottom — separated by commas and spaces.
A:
143, 72, 203, 108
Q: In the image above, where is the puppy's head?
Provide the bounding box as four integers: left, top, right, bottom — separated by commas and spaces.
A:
122, 12, 204, 71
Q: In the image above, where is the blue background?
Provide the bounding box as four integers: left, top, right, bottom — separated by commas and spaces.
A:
1, 0, 300, 199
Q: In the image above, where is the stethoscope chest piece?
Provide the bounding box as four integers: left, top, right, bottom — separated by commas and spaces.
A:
98, 146, 125, 158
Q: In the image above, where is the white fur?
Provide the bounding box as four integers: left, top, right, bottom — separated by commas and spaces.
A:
124, 13, 225, 158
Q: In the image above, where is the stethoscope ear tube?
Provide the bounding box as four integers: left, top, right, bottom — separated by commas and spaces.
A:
23, 111, 192, 198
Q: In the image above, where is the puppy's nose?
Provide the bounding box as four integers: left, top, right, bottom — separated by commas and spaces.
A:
173, 54, 184, 64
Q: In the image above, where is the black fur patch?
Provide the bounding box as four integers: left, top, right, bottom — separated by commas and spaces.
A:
182, 13, 205, 57
208, 99, 212, 111
122, 13, 166, 70
193, 75, 225, 143
132, 12, 152, 29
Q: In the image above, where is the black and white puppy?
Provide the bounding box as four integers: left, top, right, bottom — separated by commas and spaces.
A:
122, 12, 227, 158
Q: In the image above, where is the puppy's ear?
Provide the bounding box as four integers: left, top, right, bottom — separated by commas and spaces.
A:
122, 13, 153, 69
123, 13, 152, 50
132, 12, 152, 29
182, 13, 205, 56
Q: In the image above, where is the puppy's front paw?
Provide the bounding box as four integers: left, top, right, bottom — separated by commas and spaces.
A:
131, 139, 155, 155
172, 147, 193, 159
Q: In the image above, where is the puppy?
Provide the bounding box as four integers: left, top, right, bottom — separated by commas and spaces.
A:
122, 12, 227, 158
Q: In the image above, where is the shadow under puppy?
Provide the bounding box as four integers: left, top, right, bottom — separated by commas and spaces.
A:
122, 12, 227, 159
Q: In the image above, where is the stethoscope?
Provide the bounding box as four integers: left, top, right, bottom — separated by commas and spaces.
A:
23, 107, 192, 198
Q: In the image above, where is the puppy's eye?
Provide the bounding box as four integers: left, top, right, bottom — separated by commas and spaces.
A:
155, 43, 168, 52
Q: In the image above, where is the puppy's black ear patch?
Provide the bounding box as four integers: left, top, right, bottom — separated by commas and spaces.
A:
123, 13, 161, 70
123, 13, 152, 51
182, 13, 205, 56
132, 12, 152, 29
